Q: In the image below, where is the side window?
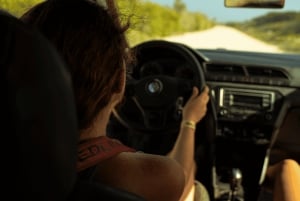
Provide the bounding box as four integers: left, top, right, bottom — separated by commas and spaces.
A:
0, 0, 44, 17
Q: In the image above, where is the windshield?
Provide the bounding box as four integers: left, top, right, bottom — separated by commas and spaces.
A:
119, 0, 300, 54
1, 0, 299, 54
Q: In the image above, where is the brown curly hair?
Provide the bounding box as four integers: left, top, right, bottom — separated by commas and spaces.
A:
21, 0, 134, 131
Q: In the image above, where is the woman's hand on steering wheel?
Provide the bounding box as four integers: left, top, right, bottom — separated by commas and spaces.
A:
182, 85, 210, 124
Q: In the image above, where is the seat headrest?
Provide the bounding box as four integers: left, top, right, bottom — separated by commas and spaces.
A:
1, 10, 78, 200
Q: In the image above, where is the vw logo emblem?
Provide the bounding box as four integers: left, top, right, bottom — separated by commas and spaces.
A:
147, 79, 163, 94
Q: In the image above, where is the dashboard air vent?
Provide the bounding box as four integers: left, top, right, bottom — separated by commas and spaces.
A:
205, 63, 245, 76
204, 62, 290, 86
246, 67, 288, 79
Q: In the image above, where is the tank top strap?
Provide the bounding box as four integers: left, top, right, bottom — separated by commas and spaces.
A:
77, 136, 135, 172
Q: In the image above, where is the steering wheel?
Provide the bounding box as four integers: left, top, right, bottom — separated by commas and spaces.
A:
113, 40, 206, 133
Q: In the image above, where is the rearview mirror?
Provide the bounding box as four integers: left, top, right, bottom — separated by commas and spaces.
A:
225, 0, 285, 8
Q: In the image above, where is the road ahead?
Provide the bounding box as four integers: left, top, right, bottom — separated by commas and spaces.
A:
163, 25, 282, 53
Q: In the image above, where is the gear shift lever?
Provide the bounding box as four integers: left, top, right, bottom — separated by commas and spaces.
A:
229, 168, 243, 201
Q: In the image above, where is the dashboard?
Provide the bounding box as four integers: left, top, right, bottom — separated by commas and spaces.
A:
199, 49, 300, 144
196, 49, 300, 200
133, 47, 300, 143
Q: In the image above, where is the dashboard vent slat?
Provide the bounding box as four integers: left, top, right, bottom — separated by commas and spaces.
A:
204, 62, 290, 86
247, 67, 288, 79
205, 63, 245, 76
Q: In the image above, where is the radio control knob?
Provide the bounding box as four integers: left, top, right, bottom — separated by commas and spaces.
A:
220, 109, 228, 116
265, 113, 272, 120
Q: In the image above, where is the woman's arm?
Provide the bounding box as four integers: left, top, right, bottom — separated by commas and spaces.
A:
94, 86, 209, 201
167, 86, 210, 200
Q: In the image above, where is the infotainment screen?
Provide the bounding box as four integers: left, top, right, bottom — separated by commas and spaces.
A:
219, 87, 275, 112
231, 94, 263, 109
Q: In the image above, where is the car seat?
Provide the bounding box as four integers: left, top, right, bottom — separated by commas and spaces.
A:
268, 91, 300, 165
259, 90, 300, 184
0, 9, 144, 201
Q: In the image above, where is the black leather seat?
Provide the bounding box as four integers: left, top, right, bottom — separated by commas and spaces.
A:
1, 9, 77, 200
1, 9, 144, 201
268, 91, 300, 165
259, 90, 300, 185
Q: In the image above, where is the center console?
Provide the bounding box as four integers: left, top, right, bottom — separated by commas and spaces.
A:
210, 86, 283, 201
213, 86, 283, 143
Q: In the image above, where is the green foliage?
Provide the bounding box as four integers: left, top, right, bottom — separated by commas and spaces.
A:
227, 11, 300, 53
0, 0, 43, 17
117, 0, 215, 46
173, 0, 186, 13
179, 11, 215, 32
